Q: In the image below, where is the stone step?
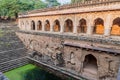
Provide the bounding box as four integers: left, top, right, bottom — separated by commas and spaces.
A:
0, 57, 29, 72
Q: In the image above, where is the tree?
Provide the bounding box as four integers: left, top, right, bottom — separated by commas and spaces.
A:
45, 0, 60, 7
0, 0, 47, 19
34, 0, 47, 9
71, 0, 88, 3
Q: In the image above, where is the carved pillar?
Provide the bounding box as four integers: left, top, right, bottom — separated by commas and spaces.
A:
104, 14, 112, 36
25, 20, 27, 30
21, 20, 25, 30
60, 20, 64, 33
35, 20, 37, 31
87, 15, 93, 35
73, 16, 77, 34
50, 20, 53, 32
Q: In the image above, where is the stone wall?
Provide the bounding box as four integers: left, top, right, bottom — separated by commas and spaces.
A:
16, 31, 120, 80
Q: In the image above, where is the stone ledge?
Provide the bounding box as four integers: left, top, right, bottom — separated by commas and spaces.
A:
28, 57, 88, 80
17, 31, 120, 46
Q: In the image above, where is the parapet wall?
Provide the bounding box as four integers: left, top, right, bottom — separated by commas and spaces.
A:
19, 0, 120, 17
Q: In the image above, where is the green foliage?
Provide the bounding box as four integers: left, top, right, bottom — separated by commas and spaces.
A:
34, 0, 47, 9
45, 0, 60, 7
0, 0, 48, 19
71, 0, 88, 3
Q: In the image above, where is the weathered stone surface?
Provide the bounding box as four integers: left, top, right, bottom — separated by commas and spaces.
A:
16, 32, 120, 80
17, 1, 120, 80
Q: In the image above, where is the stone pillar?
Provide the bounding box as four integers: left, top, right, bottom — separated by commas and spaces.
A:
22, 20, 25, 30
73, 16, 77, 34
50, 21, 53, 32
87, 16, 93, 35
29, 20, 32, 30
35, 20, 38, 31
104, 28, 111, 36
25, 20, 27, 31
60, 20, 64, 33
42, 21, 45, 32
104, 14, 112, 36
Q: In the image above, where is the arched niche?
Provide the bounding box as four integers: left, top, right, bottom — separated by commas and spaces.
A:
78, 18, 87, 33
31, 20, 35, 30
64, 19, 73, 32
93, 18, 104, 34
53, 20, 60, 32
70, 52, 75, 64
45, 20, 50, 31
37, 20, 42, 30
111, 17, 120, 36
83, 54, 98, 78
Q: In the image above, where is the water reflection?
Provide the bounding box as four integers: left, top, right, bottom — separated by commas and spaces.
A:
24, 67, 63, 80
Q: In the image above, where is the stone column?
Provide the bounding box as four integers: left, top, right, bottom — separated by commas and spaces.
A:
50, 21, 53, 32
87, 16, 93, 35
29, 20, 32, 30
35, 20, 38, 31
73, 16, 77, 34
104, 14, 112, 36
24, 20, 26, 30
60, 20, 64, 33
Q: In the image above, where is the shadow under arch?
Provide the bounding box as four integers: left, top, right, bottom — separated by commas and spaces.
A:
111, 17, 120, 36
82, 54, 98, 78
45, 20, 50, 31
93, 18, 104, 35
64, 19, 73, 32
31, 20, 35, 30
78, 18, 87, 33
37, 20, 42, 30
53, 20, 61, 32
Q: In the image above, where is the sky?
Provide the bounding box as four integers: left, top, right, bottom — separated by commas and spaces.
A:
57, 0, 71, 4
42, 0, 71, 4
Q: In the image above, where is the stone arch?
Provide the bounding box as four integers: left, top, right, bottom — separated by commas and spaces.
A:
45, 20, 50, 31
31, 20, 35, 30
64, 19, 73, 32
21, 21, 24, 29
29, 40, 39, 50
78, 18, 87, 33
111, 17, 120, 36
37, 20, 42, 30
53, 20, 60, 32
93, 18, 104, 34
82, 54, 98, 78
70, 52, 75, 64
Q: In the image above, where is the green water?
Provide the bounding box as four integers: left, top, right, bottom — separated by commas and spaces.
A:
4, 64, 64, 80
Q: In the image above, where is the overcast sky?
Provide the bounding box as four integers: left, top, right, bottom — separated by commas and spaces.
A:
42, 0, 71, 4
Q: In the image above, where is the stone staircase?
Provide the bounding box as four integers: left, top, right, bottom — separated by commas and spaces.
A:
0, 22, 28, 72
0, 57, 29, 73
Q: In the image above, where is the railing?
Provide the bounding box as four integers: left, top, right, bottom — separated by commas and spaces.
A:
19, 0, 120, 15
